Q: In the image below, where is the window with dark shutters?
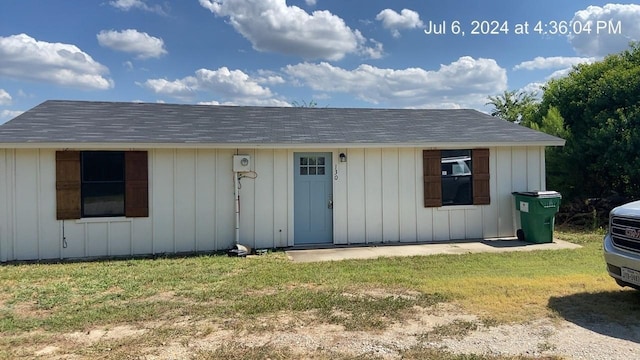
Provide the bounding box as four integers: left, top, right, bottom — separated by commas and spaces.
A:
56, 151, 81, 220
423, 148, 490, 207
81, 151, 125, 217
423, 150, 442, 207
125, 151, 149, 217
55, 150, 148, 219
472, 148, 490, 205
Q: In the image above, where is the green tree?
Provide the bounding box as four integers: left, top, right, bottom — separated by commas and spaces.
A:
291, 99, 319, 107
529, 106, 568, 138
531, 106, 571, 195
542, 43, 640, 199
486, 90, 538, 126
487, 91, 571, 195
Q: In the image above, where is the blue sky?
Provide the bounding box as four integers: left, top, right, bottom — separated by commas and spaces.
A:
1, 0, 639, 123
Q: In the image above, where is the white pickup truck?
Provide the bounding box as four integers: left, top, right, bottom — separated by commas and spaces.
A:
604, 200, 640, 289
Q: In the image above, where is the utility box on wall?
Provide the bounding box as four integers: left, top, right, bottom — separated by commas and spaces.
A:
233, 155, 251, 172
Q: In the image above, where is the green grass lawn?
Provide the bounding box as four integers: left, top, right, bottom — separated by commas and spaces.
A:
1, 228, 639, 359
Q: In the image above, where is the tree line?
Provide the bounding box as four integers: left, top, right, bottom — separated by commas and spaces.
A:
487, 43, 640, 203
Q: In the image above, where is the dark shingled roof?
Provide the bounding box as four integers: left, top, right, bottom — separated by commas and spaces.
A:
0, 100, 564, 146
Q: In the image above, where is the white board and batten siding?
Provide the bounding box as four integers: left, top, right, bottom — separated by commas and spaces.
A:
0, 146, 546, 262
333, 147, 545, 244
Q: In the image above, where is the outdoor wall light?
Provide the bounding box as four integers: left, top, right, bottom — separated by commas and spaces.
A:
339, 153, 347, 162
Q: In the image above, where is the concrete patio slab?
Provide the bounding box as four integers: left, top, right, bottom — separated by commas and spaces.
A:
285, 238, 581, 263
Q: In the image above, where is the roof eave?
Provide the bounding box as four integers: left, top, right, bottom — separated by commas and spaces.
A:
0, 140, 566, 149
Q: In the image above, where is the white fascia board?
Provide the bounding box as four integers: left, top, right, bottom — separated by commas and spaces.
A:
0, 139, 565, 149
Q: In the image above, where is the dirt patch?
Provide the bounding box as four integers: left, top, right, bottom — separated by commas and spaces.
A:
33, 346, 60, 356
6, 302, 640, 359
433, 317, 640, 359
11, 301, 54, 319
141, 307, 640, 360
66, 325, 147, 345
342, 288, 423, 300
141, 291, 177, 302
0, 292, 10, 309
244, 283, 326, 297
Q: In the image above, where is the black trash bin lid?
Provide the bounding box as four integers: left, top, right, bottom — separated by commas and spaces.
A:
512, 191, 561, 198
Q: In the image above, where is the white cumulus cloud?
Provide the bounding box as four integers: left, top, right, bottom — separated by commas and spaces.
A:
284, 56, 507, 109
198, 0, 381, 60
198, 98, 291, 106
519, 82, 545, 97
109, 0, 167, 15
361, 38, 384, 59
513, 56, 596, 70
255, 70, 286, 85
545, 68, 575, 81
97, 29, 167, 59
0, 34, 113, 90
0, 89, 11, 105
376, 9, 423, 38
0, 109, 24, 124
142, 67, 288, 105
143, 78, 197, 100
195, 67, 273, 97
570, 3, 640, 57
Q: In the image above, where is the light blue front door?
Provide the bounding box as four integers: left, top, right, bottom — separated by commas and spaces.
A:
294, 153, 333, 244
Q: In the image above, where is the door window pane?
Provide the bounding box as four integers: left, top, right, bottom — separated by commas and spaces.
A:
299, 156, 329, 176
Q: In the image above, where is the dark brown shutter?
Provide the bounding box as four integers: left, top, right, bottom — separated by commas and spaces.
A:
472, 148, 490, 205
56, 151, 81, 220
125, 151, 149, 217
423, 150, 442, 207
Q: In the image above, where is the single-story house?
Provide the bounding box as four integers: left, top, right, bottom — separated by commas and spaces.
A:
0, 100, 564, 262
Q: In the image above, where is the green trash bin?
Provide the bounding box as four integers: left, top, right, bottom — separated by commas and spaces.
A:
512, 191, 562, 243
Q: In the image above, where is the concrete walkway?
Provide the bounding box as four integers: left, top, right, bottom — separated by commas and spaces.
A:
286, 238, 581, 262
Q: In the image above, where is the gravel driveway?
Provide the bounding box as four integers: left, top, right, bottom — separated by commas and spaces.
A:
435, 317, 640, 359
45, 302, 640, 359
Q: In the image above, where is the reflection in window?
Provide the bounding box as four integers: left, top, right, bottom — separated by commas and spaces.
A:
299, 156, 326, 176
441, 150, 472, 205
81, 151, 125, 217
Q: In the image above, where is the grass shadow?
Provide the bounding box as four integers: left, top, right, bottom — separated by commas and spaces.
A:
548, 290, 640, 342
